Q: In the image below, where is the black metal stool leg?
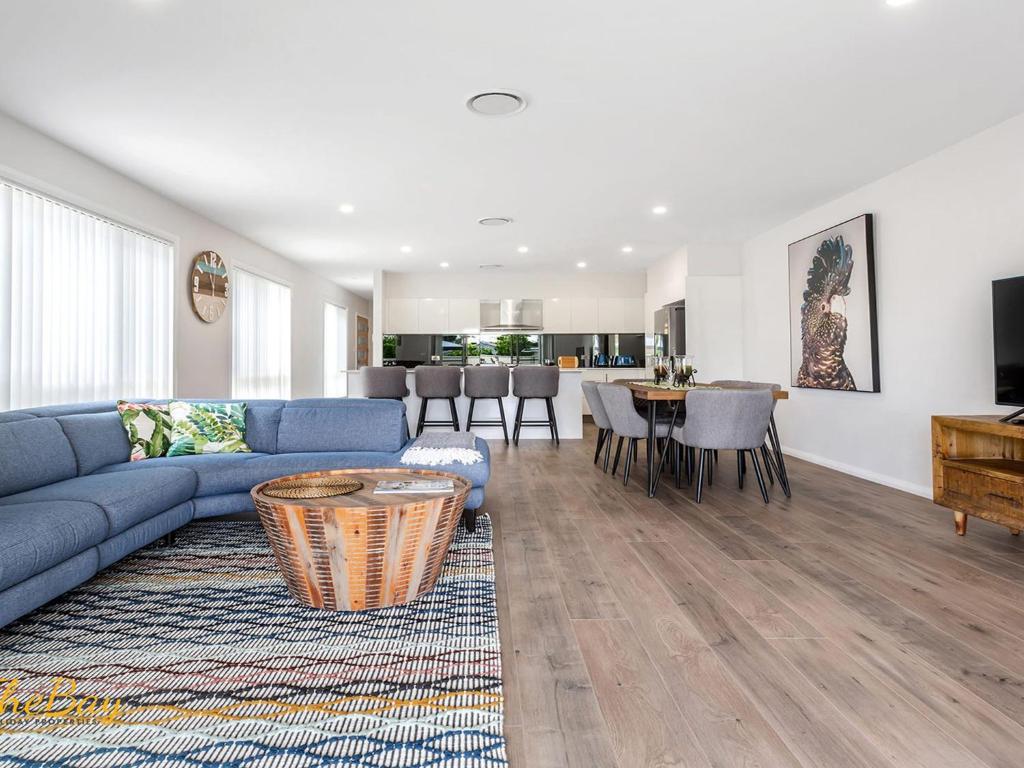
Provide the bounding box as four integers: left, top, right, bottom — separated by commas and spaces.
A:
497, 398, 509, 445
466, 397, 476, 431
416, 398, 428, 436
448, 398, 460, 431
548, 398, 560, 446
513, 398, 525, 445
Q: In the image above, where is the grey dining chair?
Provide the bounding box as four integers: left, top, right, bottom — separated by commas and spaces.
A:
597, 383, 671, 486
414, 366, 462, 435
464, 365, 511, 445
362, 366, 409, 400
710, 379, 788, 495
671, 388, 775, 503
582, 380, 614, 472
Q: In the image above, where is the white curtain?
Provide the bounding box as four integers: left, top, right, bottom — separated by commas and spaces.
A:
323, 302, 348, 397
0, 182, 174, 410
232, 268, 291, 399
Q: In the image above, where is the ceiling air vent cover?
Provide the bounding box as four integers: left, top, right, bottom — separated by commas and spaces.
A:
477, 217, 513, 226
467, 91, 527, 117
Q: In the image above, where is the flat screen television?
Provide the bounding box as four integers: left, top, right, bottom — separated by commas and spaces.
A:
993, 276, 1024, 422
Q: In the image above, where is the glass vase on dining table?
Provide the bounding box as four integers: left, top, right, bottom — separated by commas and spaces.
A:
673, 355, 695, 388
653, 355, 671, 385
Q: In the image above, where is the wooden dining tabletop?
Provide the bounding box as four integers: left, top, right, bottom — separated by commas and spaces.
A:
618, 380, 790, 401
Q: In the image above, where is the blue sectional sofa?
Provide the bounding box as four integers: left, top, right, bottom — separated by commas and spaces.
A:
0, 398, 490, 628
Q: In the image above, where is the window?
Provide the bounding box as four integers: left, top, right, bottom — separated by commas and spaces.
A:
323, 302, 348, 397
231, 268, 291, 398
0, 181, 174, 410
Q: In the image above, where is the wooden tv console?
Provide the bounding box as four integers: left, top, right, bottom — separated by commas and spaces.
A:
932, 415, 1024, 536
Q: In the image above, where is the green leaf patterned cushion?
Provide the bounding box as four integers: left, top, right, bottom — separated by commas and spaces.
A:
117, 401, 173, 461
167, 401, 252, 457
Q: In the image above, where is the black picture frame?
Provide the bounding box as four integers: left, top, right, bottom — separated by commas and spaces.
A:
788, 213, 880, 393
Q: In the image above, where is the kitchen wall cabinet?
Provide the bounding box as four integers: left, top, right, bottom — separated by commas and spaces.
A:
447, 299, 480, 333
417, 298, 449, 334
385, 298, 419, 333
543, 298, 572, 333
597, 297, 645, 332
570, 298, 599, 332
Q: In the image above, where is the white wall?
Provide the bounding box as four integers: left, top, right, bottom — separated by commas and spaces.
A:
643, 249, 687, 333
742, 112, 1024, 496
0, 111, 370, 399
383, 270, 645, 299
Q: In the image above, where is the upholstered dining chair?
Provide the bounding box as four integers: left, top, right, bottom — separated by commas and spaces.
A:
710, 379, 786, 492
597, 383, 672, 486
581, 380, 614, 472
670, 388, 775, 503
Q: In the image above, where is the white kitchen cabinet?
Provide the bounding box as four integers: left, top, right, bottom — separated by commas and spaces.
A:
623, 298, 645, 331
543, 298, 572, 333
597, 298, 625, 332
417, 298, 449, 333
386, 298, 419, 333
447, 299, 480, 333
570, 298, 599, 332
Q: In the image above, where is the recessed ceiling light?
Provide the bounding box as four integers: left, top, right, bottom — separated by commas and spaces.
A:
621, 245, 634, 253
338, 203, 355, 214
652, 205, 668, 215
439, 261, 450, 268
576, 261, 587, 269
517, 246, 529, 254
478, 216, 513, 226
467, 91, 527, 117
400, 245, 412, 254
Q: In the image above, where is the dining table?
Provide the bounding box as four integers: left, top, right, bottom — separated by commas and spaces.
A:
618, 380, 791, 498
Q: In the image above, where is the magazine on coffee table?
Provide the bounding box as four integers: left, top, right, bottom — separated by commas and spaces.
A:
373, 479, 455, 494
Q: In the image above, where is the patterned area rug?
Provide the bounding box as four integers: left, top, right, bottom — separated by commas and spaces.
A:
0, 518, 507, 767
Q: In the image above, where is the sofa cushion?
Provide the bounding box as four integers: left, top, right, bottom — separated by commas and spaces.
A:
167, 401, 251, 456
117, 401, 173, 461
397, 437, 491, 488
57, 412, 132, 475
0, 418, 78, 496
0, 467, 197, 536
244, 451, 399, 482
0, 501, 109, 591
242, 403, 285, 454
0, 412, 36, 424
97, 501, 193, 569
95, 453, 269, 497
0, 550, 99, 629
277, 400, 408, 453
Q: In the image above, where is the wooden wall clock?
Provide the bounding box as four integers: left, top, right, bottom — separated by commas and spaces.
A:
190, 251, 229, 323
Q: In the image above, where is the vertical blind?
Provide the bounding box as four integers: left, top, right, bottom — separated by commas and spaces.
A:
231, 267, 291, 399
323, 302, 348, 397
0, 182, 174, 410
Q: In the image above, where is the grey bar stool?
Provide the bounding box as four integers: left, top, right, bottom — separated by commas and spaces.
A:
671, 388, 774, 503
512, 366, 560, 446
581, 380, 614, 471
464, 366, 510, 445
362, 366, 409, 400
597, 383, 671, 486
414, 366, 462, 436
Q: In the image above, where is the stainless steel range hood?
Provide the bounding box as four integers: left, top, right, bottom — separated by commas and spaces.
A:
480, 299, 544, 331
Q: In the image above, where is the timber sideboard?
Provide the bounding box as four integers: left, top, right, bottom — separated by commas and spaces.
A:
932, 415, 1024, 536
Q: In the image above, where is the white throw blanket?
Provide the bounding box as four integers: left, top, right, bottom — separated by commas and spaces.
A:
400, 431, 484, 466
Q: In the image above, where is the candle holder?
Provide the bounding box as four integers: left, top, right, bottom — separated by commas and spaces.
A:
672, 355, 697, 387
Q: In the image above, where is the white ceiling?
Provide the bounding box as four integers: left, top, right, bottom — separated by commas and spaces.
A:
1, 0, 1023, 298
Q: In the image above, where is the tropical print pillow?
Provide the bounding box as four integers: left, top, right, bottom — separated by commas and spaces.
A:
167, 401, 251, 457
117, 401, 172, 461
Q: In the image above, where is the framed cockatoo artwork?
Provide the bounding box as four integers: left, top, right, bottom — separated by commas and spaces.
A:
788, 214, 880, 392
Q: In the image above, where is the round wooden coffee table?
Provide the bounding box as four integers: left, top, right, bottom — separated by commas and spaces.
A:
251, 468, 471, 611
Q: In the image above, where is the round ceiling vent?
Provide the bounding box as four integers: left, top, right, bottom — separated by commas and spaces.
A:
467, 91, 527, 117
477, 216, 513, 226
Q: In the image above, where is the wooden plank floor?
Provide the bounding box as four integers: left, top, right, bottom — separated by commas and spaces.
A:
487, 425, 1024, 768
